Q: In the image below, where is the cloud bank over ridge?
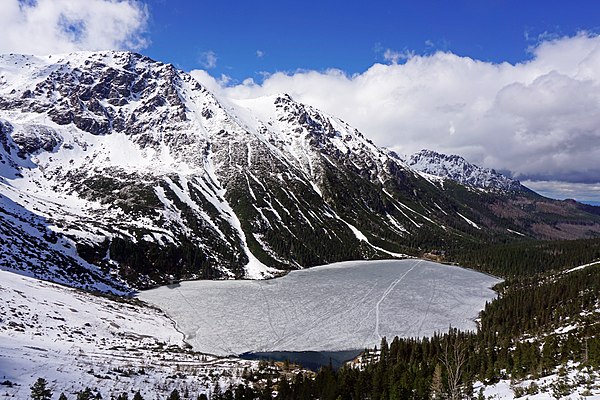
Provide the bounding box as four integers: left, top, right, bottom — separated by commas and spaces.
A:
192, 33, 600, 200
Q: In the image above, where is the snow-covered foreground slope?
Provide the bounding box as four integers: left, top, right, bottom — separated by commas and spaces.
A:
475, 365, 600, 399
139, 259, 501, 356
0, 270, 259, 399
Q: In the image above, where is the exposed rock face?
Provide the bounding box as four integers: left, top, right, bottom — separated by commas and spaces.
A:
11, 124, 61, 156
407, 149, 522, 192
1, 51, 599, 292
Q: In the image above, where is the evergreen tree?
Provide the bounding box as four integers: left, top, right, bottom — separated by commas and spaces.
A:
211, 384, 222, 400
133, 392, 144, 400
76, 388, 94, 400
167, 389, 181, 400
59, 394, 68, 400
30, 378, 52, 400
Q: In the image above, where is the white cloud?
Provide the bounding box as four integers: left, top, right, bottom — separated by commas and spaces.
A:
383, 48, 414, 64
192, 33, 600, 190
0, 0, 148, 55
199, 50, 217, 69
523, 180, 600, 202
256, 50, 265, 58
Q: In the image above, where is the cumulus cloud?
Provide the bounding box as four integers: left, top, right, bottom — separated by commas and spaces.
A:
191, 33, 600, 198
0, 0, 148, 54
199, 50, 217, 69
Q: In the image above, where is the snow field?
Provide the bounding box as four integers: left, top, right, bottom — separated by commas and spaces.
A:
0, 270, 260, 399
475, 362, 600, 399
139, 259, 501, 356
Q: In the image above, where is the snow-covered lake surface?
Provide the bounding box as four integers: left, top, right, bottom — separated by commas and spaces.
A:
138, 259, 502, 356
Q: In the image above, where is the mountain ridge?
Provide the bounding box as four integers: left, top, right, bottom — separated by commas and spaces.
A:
406, 148, 523, 192
1, 50, 599, 292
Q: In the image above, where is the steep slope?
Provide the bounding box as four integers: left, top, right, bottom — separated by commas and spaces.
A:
1, 51, 600, 290
0, 51, 443, 288
0, 51, 278, 288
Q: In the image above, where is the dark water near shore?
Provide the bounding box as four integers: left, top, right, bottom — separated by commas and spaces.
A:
239, 350, 363, 371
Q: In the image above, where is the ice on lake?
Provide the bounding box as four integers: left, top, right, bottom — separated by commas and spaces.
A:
138, 259, 501, 356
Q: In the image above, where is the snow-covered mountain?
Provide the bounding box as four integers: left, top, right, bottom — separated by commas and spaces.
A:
1, 51, 600, 291
406, 149, 522, 192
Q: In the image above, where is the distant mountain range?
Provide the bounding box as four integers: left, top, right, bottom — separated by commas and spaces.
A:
1, 51, 599, 292
405, 149, 523, 192
583, 201, 600, 207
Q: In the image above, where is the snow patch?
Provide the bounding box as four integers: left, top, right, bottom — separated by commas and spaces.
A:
457, 212, 481, 229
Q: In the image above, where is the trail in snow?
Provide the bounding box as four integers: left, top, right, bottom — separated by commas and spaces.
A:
416, 277, 438, 338
140, 259, 500, 355
374, 260, 423, 340
255, 280, 284, 345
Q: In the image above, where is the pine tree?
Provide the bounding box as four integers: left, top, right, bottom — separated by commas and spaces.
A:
133, 391, 144, 400
59, 394, 68, 400
167, 389, 181, 400
76, 388, 94, 400
277, 378, 291, 400
211, 383, 222, 400
30, 378, 52, 400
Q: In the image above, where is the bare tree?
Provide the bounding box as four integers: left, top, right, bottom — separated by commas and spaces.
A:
430, 363, 444, 399
440, 332, 467, 400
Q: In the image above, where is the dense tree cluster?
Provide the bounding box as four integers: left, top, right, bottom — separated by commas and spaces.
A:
452, 237, 600, 277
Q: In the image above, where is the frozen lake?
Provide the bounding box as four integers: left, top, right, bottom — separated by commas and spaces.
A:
138, 259, 501, 356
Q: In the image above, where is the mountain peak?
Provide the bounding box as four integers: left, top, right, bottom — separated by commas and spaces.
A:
407, 149, 522, 192
275, 93, 294, 102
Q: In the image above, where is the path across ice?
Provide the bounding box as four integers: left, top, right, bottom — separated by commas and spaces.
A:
139, 259, 501, 356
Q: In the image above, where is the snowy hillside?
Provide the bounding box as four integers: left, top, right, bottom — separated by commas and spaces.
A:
0, 51, 442, 287
0, 269, 261, 398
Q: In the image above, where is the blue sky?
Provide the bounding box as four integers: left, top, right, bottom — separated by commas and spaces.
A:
2, 0, 600, 202
143, 0, 599, 83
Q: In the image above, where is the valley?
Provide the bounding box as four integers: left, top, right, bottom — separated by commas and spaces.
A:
1, 51, 600, 292
0, 49, 599, 399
